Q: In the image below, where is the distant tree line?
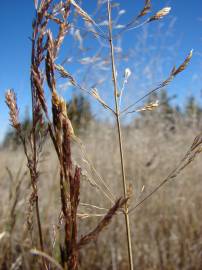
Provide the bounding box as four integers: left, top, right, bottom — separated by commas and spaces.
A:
2, 94, 93, 149
2, 90, 202, 149
135, 89, 202, 132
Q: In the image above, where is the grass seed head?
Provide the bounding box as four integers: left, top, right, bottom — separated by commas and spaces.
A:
172, 49, 193, 76
70, 0, 95, 24
55, 64, 76, 86
124, 68, 131, 80
5, 89, 21, 131
137, 100, 159, 112
149, 7, 171, 22
138, 0, 151, 18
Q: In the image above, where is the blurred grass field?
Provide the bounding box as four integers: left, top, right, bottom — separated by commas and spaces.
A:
1, 114, 202, 269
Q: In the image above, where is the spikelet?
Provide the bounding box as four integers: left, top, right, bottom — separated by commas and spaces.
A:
124, 68, 131, 81
52, 90, 61, 109
5, 89, 21, 130
46, 30, 57, 92
138, 0, 151, 18
60, 98, 74, 137
149, 7, 171, 22
92, 88, 109, 109
162, 50, 193, 87
55, 22, 70, 55
55, 64, 76, 86
70, 0, 95, 24
171, 50, 193, 76
52, 90, 62, 147
136, 100, 159, 112
31, 67, 48, 113
52, 91, 74, 138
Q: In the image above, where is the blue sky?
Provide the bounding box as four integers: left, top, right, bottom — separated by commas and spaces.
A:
0, 0, 202, 141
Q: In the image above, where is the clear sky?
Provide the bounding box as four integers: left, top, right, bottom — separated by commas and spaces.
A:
0, 0, 202, 141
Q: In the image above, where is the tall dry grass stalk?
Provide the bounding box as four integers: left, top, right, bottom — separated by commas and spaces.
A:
107, 1, 133, 269
106, 1, 194, 269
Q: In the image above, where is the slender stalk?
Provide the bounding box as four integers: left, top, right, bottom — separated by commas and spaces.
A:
35, 196, 45, 252
30, 36, 47, 269
31, 94, 45, 253
107, 1, 134, 270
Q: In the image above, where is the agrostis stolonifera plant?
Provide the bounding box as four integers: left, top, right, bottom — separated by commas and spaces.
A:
5, 0, 202, 269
